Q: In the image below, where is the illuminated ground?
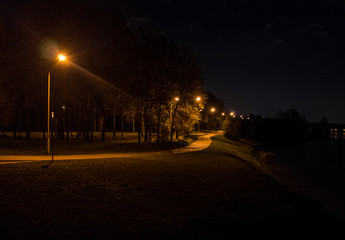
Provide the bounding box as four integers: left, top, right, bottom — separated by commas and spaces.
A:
0, 135, 343, 239
0, 133, 213, 163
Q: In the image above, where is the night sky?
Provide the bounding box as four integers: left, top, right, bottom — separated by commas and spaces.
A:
5, 0, 345, 123
113, 0, 345, 124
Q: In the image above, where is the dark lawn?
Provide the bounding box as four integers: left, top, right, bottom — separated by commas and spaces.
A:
0, 132, 195, 155
0, 137, 343, 239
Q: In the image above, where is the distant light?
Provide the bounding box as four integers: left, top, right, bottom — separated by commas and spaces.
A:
174, 97, 179, 101
58, 54, 66, 61
230, 111, 235, 116
222, 112, 225, 116
211, 107, 216, 112
196, 96, 201, 102
62, 106, 66, 110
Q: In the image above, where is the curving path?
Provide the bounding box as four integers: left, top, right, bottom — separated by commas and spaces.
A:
0, 133, 216, 163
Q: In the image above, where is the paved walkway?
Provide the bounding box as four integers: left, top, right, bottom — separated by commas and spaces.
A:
0, 133, 215, 163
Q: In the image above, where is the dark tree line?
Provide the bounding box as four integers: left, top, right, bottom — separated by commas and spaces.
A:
0, 0, 218, 142
224, 109, 312, 144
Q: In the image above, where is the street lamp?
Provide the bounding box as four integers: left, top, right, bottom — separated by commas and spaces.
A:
195, 96, 201, 132
47, 54, 66, 153
62, 105, 66, 139
206, 107, 216, 131
170, 97, 179, 141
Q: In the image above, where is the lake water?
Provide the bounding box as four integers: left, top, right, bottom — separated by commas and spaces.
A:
258, 139, 345, 222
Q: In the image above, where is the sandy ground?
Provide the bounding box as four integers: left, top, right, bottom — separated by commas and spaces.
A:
0, 134, 343, 239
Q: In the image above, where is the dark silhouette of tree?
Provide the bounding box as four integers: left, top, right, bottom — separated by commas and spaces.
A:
130, 29, 203, 142
223, 109, 309, 144
201, 90, 225, 131
0, 0, 206, 144
320, 116, 328, 125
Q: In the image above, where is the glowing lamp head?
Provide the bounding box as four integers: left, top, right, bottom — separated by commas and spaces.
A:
222, 112, 225, 116
174, 97, 179, 101
211, 108, 216, 112
58, 54, 66, 61
196, 96, 201, 102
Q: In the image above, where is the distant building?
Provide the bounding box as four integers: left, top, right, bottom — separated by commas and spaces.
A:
308, 123, 345, 140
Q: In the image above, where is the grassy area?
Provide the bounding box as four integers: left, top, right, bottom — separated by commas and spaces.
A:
0, 136, 343, 239
210, 135, 263, 167
0, 132, 198, 155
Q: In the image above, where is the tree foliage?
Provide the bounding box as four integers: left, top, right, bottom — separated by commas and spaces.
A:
0, 0, 208, 141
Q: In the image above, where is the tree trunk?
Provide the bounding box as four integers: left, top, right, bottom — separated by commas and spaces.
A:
156, 103, 161, 142
18, 108, 21, 137
112, 111, 116, 140
25, 106, 30, 139
77, 105, 80, 140
121, 111, 124, 140
143, 108, 148, 142
137, 109, 142, 143
101, 129, 105, 142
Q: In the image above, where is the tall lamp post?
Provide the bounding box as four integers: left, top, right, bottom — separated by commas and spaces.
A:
195, 96, 201, 132
206, 107, 216, 132
170, 97, 179, 141
47, 54, 66, 153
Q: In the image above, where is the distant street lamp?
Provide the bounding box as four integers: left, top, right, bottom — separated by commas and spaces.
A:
195, 96, 201, 132
206, 107, 216, 131
47, 54, 66, 153
62, 105, 66, 139
170, 97, 179, 141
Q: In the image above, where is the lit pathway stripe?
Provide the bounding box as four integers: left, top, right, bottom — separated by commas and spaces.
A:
0, 133, 215, 162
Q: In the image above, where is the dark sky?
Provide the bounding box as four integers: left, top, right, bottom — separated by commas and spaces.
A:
111, 0, 345, 123
5, 0, 345, 123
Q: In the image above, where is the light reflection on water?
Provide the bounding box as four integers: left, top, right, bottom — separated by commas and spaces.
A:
330, 129, 345, 139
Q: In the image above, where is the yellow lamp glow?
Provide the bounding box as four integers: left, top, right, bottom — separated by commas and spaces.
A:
58, 54, 66, 61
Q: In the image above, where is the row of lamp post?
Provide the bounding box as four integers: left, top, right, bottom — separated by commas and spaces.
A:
46, 55, 243, 150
